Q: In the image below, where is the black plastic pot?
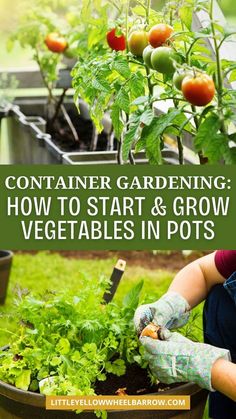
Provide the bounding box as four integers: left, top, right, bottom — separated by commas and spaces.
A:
0, 250, 13, 305
0, 104, 12, 120
0, 379, 208, 419
1, 97, 197, 166
62, 148, 194, 165
2, 97, 114, 165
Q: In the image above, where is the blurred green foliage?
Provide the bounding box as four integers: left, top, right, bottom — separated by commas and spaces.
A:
219, 0, 236, 17
0, 0, 235, 69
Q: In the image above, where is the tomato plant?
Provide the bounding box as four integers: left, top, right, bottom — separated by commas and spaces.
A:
8, 5, 79, 140
72, 0, 236, 165
9, 0, 110, 145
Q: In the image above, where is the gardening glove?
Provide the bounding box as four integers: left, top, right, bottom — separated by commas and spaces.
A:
134, 292, 190, 335
140, 330, 231, 391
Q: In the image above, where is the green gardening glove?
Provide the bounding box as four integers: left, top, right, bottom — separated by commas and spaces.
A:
141, 330, 231, 391
134, 292, 190, 335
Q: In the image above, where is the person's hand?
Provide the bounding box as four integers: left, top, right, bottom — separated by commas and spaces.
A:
140, 330, 231, 391
134, 292, 190, 335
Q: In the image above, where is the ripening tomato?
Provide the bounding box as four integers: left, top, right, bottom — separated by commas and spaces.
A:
45, 33, 68, 53
148, 24, 174, 48
128, 30, 149, 56
181, 74, 215, 106
106, 28, 126, 51
143, 45, 154, 68
151, 47, 178, 75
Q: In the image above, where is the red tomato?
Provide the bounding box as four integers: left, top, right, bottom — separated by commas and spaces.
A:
148, 24, 174, 48
106, 28, 126, 51
182, 74, 215, 106
45, 33, 68, 53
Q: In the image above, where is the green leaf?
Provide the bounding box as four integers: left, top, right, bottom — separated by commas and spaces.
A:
195, 114, 220, 151
223, 146, 236, 164
105, 359, 126, 376
132, 96, 149, 106
122, 115, 141, 161
129, 72, 145, 100
111, 103, 124, 139
179, 0, 194, 30
92, 75, 111, 94
135, 137, 146, 153
203, 133, 228, 163
71, 351, 81, 363
116, 87, 130, 114
113, 57, 131, 79
229, 69, 236, 83
195, 114, 229, 163
50, 357, 62, 367
145, 134, 162, 164
56, 338, 71, 355
140, 109, 154, 126
123, 280, 144, 310
15, 370, 31, 391
141, 110, 181, 164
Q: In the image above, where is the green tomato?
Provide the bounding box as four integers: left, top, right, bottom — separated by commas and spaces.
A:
151, 47, 178, 75
63, 43, 78, 59
64, 48, 77, 59
143, 45, 154, 69
173, 69, 190, 90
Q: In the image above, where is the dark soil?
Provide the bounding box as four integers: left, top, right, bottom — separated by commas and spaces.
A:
15, 250, 210, 272
46, 105, 112, 153
95, 364, 176, 396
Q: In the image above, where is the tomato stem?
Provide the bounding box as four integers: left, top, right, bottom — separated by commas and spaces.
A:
144, 0, 153, 98
209, 0, 227, 136
146, 0, 151, 27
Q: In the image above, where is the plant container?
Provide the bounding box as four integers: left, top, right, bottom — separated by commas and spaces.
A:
0, 250, 13, 305
62, 147, 196, 165
1, 97, 113, 165
0, 378, 208, 419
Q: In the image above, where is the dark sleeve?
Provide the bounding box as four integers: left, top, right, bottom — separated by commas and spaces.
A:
215, 250, 236, 279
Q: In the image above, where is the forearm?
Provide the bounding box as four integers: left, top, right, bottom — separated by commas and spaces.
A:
168, 252, 225, 308
211, 358, 236, 401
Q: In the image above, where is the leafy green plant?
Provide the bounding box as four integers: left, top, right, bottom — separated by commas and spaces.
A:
0, 278, 146, 417
8, 2, 80, 141
72, 0, 236, 164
